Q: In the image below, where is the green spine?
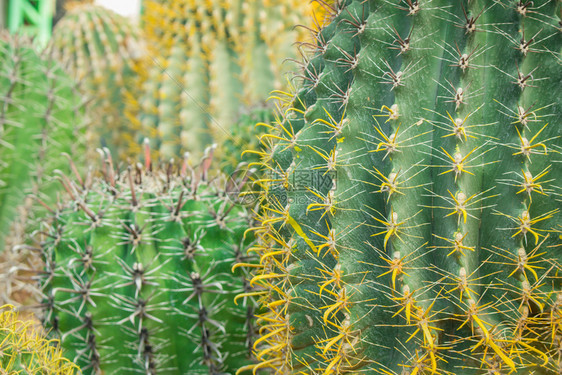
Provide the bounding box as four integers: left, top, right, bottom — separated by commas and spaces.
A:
40, 148, 258, 374
0, 34, 86, 253
126, 0, 319, 159
49, 2, 143, 159
243, 0, 562, 374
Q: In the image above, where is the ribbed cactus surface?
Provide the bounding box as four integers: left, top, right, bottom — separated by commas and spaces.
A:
50, 2, 143, 158
126, 0, 321, 159
0, 304, 79, 374
40, 148, 258, 374
0, 35, 86, 253
245, 1, 562, 374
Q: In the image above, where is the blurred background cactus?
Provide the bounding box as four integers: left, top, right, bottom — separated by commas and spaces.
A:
0, 304, 79, 374
49, 1, 144, 159
125, 0, 322, 160
38, 148, 259, 374
243, 0, 562, 374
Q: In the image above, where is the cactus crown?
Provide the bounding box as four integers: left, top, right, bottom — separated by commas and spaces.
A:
40, 146, 258, 374
244, 0, 561, 374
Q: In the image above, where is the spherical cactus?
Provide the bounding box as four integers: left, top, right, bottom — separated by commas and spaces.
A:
125, 0, 324, 159
0, 34, 86, 254
243, 1, 562, 374
39, 146, 259, 374
0, 304, 79, 374
49, 2, 144, 159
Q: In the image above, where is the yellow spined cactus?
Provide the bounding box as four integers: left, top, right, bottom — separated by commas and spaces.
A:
0, 305, 79, 374
126, 0, 326, 159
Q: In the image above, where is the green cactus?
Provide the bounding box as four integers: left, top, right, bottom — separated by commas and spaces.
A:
0, 34, 86, 253
218, 107, 273, 176
243, 1, 562, 374
39, 146, 259, 374
49, 2, 144, 159
125, 0, 322, 160
0, 304, 79, 374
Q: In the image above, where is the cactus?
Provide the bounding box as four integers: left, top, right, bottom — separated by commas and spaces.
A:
39, 146, 258, 374
243, 1, 562, 374
0, 35, 86, 253
125, 0, 325, 159
218, 108, 273, 176
49, 2, 144, 159
0, 304, 79, 374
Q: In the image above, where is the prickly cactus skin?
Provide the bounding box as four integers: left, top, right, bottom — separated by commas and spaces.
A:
0, 35, 86, 254
243, 1, 562, 374
40, 150, 258, 374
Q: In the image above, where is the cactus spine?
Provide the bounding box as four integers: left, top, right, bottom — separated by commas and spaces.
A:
0, 35, 86, 254
39, 148, 258, 374
244, 1, 562, 374
49, 2, 143, 159
126, 0, 322, 159
0, 304, 79, 374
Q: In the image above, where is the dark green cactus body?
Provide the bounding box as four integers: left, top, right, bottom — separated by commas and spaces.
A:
245, 1, 562, 373
0, 35, 85, 253
40, 150, 257, 374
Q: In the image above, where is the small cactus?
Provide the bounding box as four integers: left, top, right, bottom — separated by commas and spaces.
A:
0, 34, 86, 254
39, 146, 258, 374
126, 0, 323, 159
0, 304, 79, 374
49, 2, 144, 159
243, 0, 562, 374
219, 108, 273, 176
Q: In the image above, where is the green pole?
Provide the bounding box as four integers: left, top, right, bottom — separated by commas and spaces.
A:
8, 0, 53, 46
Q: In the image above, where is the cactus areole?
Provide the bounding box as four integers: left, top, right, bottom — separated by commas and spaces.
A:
243, 1, 562, 374
40, 147, 258, 374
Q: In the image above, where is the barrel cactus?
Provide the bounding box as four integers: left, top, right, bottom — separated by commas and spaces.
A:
39, 146, 258, 374
50, 1, 143, 159
0, 304, 79, 374
243, 0, 562, 374
125, 0, 324, 159
0, 34, 86, 254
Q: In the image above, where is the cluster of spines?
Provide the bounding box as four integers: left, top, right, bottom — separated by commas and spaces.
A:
242, 0, 561, 374
0, 304, 79, 374
37, 147, 259, 374
126, 0, 328, 159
